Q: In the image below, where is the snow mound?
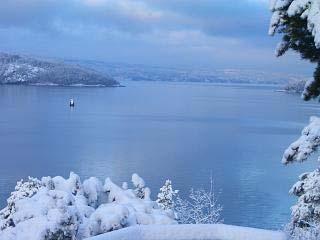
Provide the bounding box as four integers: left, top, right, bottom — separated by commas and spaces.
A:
0, 172, 176, 240
86, 224, 286, 240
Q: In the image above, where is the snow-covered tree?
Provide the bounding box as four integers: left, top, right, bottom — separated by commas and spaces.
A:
269, 0, 320, 100
131, 173, 147, 199
156, 180, 179, 211
175, 177, 222, 224
282, 116, 320, 238
0, 172, 176, 240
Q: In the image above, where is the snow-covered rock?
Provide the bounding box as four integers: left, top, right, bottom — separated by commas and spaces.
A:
86, 224, 286, 240
0, 172, 176, 240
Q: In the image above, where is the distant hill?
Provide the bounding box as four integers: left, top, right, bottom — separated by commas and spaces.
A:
66, 59, 308, 85
0, 53, 119, 87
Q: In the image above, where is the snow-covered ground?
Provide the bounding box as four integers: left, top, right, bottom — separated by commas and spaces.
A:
86, 224, 286, 240
0, 172, 287, 240
0, 173, 176, 240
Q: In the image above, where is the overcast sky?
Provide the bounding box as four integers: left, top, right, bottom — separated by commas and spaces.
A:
0, 0, 314, 74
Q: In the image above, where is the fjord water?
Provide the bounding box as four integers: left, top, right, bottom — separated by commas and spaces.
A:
0, 81, 318, 229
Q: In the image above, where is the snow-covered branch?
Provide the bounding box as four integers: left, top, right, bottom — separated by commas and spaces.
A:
175, 178, 222, 224
270, 0, 320, 48
282, 116, 320, 164
285, 169, 320, 239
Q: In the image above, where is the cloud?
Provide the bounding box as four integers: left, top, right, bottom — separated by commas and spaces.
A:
83, 0, 163, 20
0, 0, 298, 72
0, 0, 270, 39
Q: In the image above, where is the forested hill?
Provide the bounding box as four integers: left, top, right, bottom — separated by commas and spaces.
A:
0, 53, 119, 87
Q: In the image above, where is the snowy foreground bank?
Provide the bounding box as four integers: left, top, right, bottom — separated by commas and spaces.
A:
0, 172, 286, 240
0, 173, 175, 240
87, 224, 286, 240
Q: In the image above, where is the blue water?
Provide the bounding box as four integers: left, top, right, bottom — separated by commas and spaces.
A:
0, 81, 318, 230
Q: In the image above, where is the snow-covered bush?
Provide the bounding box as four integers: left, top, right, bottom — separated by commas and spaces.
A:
175, 178, 222, 224
0, 177, 43, 230
0, 172, 176, 240
156, 180, 179, 211
282, 116, 320, 239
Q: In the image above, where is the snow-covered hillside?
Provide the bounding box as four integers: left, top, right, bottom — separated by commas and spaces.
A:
0, 53, 119, 86
86, 224, 286, 240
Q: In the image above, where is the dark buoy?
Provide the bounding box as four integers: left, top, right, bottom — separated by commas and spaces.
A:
69, 98, 75, 107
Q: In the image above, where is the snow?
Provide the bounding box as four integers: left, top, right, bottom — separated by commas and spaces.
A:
0, 173, 176, 240
282, 116, 320, 164
86, 224, 286, 240
131, 173, 149, 199
83, 177, 103, 207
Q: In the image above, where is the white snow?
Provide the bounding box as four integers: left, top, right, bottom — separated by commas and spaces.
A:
0, 173, 287, 240
86, 224, 286, 240
132, 173, 145, 189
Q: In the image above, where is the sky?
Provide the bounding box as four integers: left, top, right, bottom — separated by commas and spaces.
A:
0, 0, 314, 74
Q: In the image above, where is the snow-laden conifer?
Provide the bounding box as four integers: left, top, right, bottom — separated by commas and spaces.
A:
132, 173, 147, 199
282, 116, 320, 238
269, 0, 320, 100
157, 180, 178, 211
